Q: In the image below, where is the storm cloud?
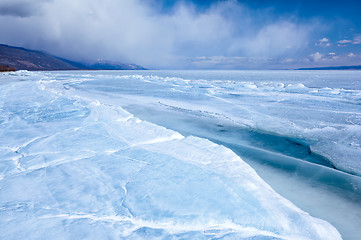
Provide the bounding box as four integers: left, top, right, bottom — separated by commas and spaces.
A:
0, 0, 50, 17
0, 0, 328, 68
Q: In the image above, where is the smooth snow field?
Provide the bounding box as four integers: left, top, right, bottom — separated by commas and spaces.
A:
1, 70, 360, 240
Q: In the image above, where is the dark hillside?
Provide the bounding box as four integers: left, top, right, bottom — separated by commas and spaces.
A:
0, 44, 146, 71
0, 65, 16, 72
0, 44, 78, 70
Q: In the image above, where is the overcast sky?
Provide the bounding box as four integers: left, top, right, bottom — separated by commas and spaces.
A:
0, 0, 360, 69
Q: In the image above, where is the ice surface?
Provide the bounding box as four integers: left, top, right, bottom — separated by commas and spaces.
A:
72, 70, 361, 176
68, 70, 361, 239
0, 71, 342, 239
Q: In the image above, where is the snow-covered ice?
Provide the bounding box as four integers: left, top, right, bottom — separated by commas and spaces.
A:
1, 70, 357, 239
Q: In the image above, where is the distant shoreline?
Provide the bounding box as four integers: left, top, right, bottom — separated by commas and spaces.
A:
0, 65, 16, 72
297, 65, 361, 70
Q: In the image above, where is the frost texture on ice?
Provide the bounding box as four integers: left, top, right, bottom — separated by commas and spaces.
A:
0, 71, 341, 239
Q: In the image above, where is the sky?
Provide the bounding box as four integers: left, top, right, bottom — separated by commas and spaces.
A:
0, 0, 361, 69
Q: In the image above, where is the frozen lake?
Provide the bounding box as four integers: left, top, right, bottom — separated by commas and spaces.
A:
1, 70, 360, 239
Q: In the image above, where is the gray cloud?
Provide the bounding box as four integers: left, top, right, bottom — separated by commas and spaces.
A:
0, 0, 51, 17
0, 0, 321, 69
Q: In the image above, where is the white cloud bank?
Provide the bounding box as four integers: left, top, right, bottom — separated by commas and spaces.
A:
0, 0, 321, 68
338, 35, 361, 46
316, 37, 331, 47
338, 39, 352, 44
353, 35, 361, 44
307, 51, 361, 67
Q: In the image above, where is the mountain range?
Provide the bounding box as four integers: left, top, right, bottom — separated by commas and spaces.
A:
0, 44, 145, 71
